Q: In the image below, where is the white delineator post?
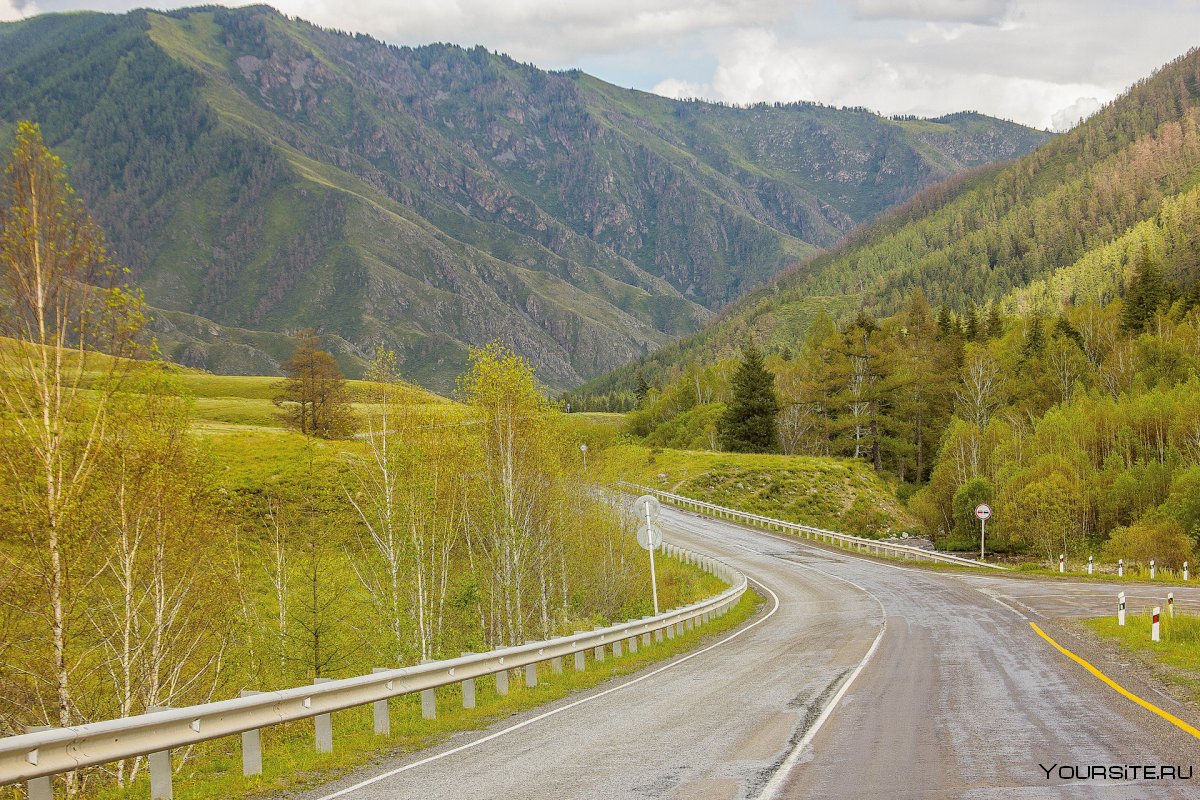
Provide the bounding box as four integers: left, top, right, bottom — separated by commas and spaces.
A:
1152, 607, 1161, 642
1059, 553, 1065, 573
1118, 592, 1126, 626
1168, 592, 1175, 618
1186, 561, 1190, 581
1119, 559, 1124, 578
1150, 559, 1156, 580
1087, 556, 1093, 575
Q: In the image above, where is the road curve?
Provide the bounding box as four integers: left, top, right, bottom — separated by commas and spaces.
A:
290, 506, 1200, 799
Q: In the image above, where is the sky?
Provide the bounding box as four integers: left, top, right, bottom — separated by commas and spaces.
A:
4, 0, 1199, 131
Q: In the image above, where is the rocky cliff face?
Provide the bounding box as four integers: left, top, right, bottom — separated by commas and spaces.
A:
0, 7, 1052, 390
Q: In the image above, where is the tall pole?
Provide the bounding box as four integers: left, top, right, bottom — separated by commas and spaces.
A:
646, 504, 659, 615
980, 517, 986, 560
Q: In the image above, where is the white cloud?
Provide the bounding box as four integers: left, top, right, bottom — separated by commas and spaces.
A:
852, 0, 1013, 25
1050, 96, 1102, 132
1, 0, 37, 20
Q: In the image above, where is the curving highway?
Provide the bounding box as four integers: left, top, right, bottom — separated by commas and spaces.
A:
292, 505, 1200, 800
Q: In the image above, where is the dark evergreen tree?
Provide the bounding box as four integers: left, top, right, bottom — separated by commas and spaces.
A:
1020, 311, 1047, 360
634, 370, 651, 407
718, 343, 780, 453
963, 302, 980, 341
986, 304, 1005, 339
1120, 256, 1166, 332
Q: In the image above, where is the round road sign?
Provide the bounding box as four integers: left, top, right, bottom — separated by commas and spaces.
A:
633, 494, 661, 522
637, 522, 662, 551
975, 503, 992, 521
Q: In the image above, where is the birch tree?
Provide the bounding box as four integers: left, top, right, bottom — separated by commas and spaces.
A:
0, 123, 145, 796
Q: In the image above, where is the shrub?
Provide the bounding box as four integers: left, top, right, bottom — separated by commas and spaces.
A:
1101, 518, 1194, 568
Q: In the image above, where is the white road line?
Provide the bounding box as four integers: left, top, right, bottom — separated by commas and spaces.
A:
313, 575, 783, 800
754, 562, 887, 800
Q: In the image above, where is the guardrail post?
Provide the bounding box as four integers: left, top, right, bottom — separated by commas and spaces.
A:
594, 642, 605, 661
460, 655, 477, 708
666, 623, 675, 640
420, 686, 437, 719
147, 706, 174, 799
654, 625, 664, 642
642, 629, 651, 646
551, 655, 563, 673
496, 668, 509, 696
572, 634, 587, 670
239, 691, 264, 774
313, 679, 334, 752
628, 635, 638, 654
612, 639, 623, 658
525, 661, 537, 688
25, 726, 52, 800
369, 670, 391, 735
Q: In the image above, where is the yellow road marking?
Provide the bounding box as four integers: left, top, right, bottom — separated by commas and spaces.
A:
1029, 622, 1200, 740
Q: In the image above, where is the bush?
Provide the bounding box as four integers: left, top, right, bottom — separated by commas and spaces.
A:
952, 477, 993, 542
1101, 518, 1194, 568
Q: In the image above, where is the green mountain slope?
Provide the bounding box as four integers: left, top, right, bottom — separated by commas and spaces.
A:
586, 47, 1200, 393
0, 6, 1050, 391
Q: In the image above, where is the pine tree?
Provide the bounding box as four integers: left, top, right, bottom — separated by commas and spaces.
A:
634, 369, 651, 407
718, 342, 780, 453
985, 304, 1005, 339
1021, 310, 1047, 360
1120, 255, 1166, 332
274, 329, 356, 438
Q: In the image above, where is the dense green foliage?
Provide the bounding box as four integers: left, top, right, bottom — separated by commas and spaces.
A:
617, 284, 1200, 564
0, 6, 1048, 391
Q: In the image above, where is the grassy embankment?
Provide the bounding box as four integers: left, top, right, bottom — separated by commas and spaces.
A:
93, 588, 762, 800
598, 443, 917, 537
1084, 610, 1200, 703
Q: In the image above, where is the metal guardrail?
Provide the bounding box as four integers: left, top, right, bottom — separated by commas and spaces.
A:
621, 483, 1006, 571
0, 542, 744, 795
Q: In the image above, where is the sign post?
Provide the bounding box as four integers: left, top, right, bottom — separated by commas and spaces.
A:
975, 503, 992, 560
634, 495, 662, 615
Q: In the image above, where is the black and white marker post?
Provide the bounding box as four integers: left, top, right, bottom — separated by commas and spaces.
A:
1118, 591, 1126, 626
1153, 607, 1161, 642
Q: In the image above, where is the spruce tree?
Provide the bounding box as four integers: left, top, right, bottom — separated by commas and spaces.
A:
718, 342, 780, 453
1120, 257, 1165, 332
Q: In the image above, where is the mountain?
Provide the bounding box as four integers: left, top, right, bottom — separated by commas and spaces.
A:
583, 46, 1200, 394
0, 5, 1051, 391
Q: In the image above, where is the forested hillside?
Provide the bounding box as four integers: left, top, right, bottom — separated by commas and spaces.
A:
587, 46, 1200, 393
0, 6, 1049, 391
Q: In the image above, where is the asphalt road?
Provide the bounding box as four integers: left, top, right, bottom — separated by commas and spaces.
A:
291, 507, 1200, 800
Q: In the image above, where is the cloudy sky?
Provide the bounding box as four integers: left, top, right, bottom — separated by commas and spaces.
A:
4, 0, 1198, 131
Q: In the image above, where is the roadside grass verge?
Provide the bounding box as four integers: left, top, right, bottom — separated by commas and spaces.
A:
1083, 611, 1200, 703
1009, 563, 1192, 585
88, 589, 763, 800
